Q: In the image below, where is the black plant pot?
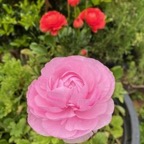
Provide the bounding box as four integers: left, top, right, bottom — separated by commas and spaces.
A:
122, 94, 140, 144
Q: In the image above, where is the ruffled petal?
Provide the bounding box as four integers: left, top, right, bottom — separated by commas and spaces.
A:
64, 132, 93, 144
65, 117, 98, 131
47, 86, 72, 107
86, 58, 115, 101
45, 108, 75, 120
105, 99, 114, 114
42, 119, 77, 139
75, 101, 108, 119
34, 95, 63, 113
28, 112, 48, 136
93, 114, 112, 132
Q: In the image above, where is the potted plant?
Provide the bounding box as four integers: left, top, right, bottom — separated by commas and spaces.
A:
0, 0, 141, 143
25, 0, 140, 143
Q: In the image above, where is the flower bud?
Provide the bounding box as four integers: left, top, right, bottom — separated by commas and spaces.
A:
80, 49, 87, 56
73, 18, 84, 28
67, 0, 80, 7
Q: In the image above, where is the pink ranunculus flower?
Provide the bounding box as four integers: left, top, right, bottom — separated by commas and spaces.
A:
27, 56, 115, 143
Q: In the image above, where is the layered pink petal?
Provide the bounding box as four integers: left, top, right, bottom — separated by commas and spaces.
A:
65, 117, 99, 131
42, 119, 77, 139
34, 95, 63, 113
28, 112, 48, 136
86, 58, 115, 101
93, 114, 112, 132
45, 108, 75, 120
64, 132, 93, 143
75, 101, 108, 119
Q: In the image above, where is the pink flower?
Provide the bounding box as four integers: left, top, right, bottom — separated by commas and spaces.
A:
73, 17, 84, 28
39, 11, 67, 36
79, 8, 106, 32
27, 56, 115, 143
67, 0, 80, 7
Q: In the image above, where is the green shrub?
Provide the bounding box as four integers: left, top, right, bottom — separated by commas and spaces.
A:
89, 0, 144, 64
0, 0, 44, 52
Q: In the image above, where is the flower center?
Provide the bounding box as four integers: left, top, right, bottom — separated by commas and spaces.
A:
67, 103, 79, 110
89, 13, 96, 19
58, 72, 84, 91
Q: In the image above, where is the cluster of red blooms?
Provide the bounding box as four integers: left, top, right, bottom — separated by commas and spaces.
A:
40, 0, 106, 36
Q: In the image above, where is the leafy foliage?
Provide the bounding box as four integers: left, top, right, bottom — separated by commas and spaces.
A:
0, 0, 44, 51
0, 54, 31, 118
89, 0, 144, 64
91, 0, 112, 5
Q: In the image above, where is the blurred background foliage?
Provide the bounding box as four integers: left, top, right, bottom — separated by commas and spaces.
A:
0, 0, 144, 143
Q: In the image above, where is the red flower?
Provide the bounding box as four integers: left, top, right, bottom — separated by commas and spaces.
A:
73, 17, 84, 28
67, 0, 80, 7
80, 49, 87, 56
79, 8, 106, 32
40, 11, 67, 36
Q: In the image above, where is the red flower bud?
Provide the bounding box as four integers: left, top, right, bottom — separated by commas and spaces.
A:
67, 0, 80, 7
80, 49, 87, 56
73, 17, 84, 28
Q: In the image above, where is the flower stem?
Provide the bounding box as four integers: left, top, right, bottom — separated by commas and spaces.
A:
67, 3, 70, 21
74, 6, 77, 18
85, 0, 88, 9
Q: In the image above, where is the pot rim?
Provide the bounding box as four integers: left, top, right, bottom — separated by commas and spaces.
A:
122, 94, 140, 144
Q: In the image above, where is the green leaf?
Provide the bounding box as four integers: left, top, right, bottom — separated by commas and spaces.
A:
10, 35, 31, 48
91, 132, 108, 144
113, 82, 126, 103
0, 139, 9, 144
111, 127, 123, 139
9, 118, 28, 137
0, 29, 5, 35
44, 35, 56, 47
21, 49, 33, 56
102, 0, 112, 2
111, 115, 123, 127
15, 139, 30, 144
91, 0, 100, 5
30, 131, 52, 144
0, 100, 13, 119
115, 105, 125, 116
30, 42, 47, 55
3, 118, 14, 126
110, 115, 123, 138
111, 66, 123, 80
51, 138, 64, 144
18, 0, 44, 30
2, 4, 13, 14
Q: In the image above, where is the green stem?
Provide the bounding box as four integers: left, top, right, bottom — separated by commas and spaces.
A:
67, 3, 70, 21
74, 6, 77, 18
133, 11, 144, 30
85, 0, 88, 9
